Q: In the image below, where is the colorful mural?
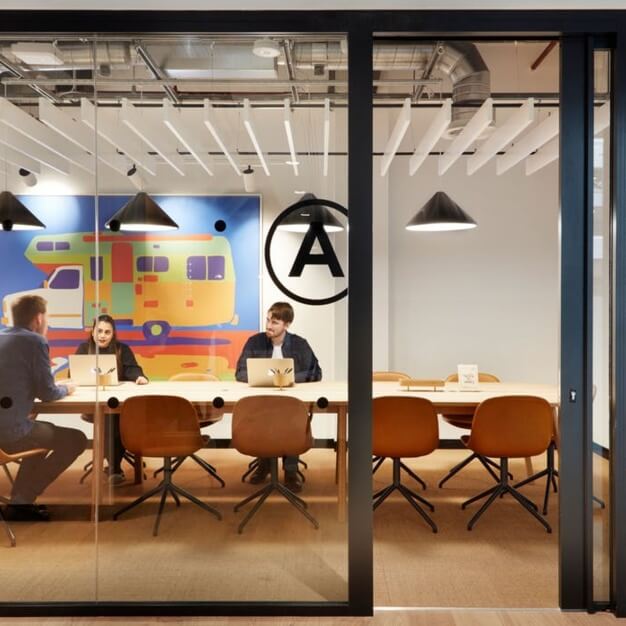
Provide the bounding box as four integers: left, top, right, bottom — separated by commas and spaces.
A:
0, 195, 260, 380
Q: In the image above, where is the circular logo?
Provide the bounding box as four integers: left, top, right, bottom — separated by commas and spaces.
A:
264, 197, 348, 306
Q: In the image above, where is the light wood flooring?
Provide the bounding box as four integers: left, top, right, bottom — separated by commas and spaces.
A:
0, 446, 610, 612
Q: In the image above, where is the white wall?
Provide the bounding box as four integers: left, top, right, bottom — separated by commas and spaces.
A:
383, 153, 560, 385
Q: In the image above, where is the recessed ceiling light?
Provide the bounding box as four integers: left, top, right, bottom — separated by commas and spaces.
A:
252, 38, 281, 58
11, 42, 63, 66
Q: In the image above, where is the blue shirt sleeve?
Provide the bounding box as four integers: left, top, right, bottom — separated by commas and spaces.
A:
32, 338, 67, 402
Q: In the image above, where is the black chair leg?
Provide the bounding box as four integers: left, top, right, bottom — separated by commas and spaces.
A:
373, 459, 437, 533
241, 458, 259, 482
2, 464, 14, 485
189, 454, 226, 487
462, 458, 551, 533
234, 458, 318, 533
372, 456, 386, 474
438, 452, 479, 487
0, 507, 16, 547
514, 443, 558, 515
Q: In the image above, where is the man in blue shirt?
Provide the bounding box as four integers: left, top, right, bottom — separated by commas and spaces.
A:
0, 295, 86, 521
235, 301, 321, 492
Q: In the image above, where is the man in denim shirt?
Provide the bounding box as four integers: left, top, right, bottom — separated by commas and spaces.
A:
0, 295, 86, 521
236, 301, 321, 492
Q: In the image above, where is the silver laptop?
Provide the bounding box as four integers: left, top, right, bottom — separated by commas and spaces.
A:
246, 357, 295, 388
68, 354, 121, 386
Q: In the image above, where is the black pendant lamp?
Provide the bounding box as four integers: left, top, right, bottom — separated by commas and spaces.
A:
105, 192, 178, 232
405, 191, 477, 232
0, 191, 45, 231
278, 192, 344, 233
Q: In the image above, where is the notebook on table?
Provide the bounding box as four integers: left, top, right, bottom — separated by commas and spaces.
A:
246, 357, 295, 388
68, 354, 121, 386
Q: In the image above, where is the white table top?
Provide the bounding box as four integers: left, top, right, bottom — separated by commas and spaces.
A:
36, 380, 559, 413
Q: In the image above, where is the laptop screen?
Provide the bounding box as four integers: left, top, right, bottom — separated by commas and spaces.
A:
246, 357, 295, 387
68, 354, 120, 386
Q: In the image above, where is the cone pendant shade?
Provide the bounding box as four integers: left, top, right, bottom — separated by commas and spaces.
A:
279, 192, 344, 233
0, 191, 45, 231
405, 191, 477, 232
105, 192, 178, 232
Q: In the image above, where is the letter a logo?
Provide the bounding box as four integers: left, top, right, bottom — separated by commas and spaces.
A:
288, 221, 344, 277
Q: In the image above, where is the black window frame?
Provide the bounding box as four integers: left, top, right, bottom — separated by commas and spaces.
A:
0, 8, 622, 618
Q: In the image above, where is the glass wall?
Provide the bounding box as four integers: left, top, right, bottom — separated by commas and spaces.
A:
0, 31, 349, 605
372, 37, 561, 608
592, 47, 611, 603
0, 35, 98, 602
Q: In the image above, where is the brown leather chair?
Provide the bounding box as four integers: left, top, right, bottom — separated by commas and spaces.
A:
232, 395, 318, 533
156, 372, 225, 487
373, 396, 439, 533
461, 395, 553, 532
0, 446, 48, 546
113, 395, 222, 536
438, 372, 504, 488
371, 371, 428, 490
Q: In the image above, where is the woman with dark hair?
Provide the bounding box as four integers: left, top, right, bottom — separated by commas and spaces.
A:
76, 314, 148, 485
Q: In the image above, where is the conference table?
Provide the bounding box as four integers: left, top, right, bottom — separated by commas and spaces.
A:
35, 380, 559, 522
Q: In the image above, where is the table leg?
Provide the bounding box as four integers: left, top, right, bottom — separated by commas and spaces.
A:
337, 406, 347, 523
133, 454, 143, 485
91, 407, 104, 520
524, 456, 534, 476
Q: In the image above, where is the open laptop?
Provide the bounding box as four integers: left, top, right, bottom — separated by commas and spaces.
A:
68, 354, 121, 386
246, 357, 295, 388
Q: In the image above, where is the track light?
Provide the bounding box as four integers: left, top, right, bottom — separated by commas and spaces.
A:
126, 164, 137, 177
18, 168, 37, 187
243, 165, 257, 193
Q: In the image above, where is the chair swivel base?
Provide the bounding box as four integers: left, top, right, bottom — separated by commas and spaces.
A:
462, 457, 551, 533
438, 451, 512, 488
154, 454, 225, 488
234, 458, 318, 534
373, 458, 437, 533
113, 457, 221, 536
372, 456, 427, 490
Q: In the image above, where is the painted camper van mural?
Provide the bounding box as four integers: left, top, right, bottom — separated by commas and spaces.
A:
0, 194, 260, 380
2, 232, 237, 338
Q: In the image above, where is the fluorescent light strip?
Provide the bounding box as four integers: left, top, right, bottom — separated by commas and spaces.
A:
0, 126, 70, 175
40, 99, 130, 176
409, 99, 451, 176
283, 99, 299, 176
439, 98, 493, 176
2, 145, 40, 174
380, 98, 411, 176
467, 98, 535, 176
81, 98, 158, 176
163, 100, 213, 176
323, 98, 330, 177
39, 97, 95, 152
525, 137, 558, 175
243, 99, 270, 176
496, 111, 558, 175
0, 97, 90, 174
203, 100, 241, 176
121, 99, 186, 176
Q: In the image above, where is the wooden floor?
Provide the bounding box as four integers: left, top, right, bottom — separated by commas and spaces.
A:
0, 610, 618, 625
0, 446, 610, 612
